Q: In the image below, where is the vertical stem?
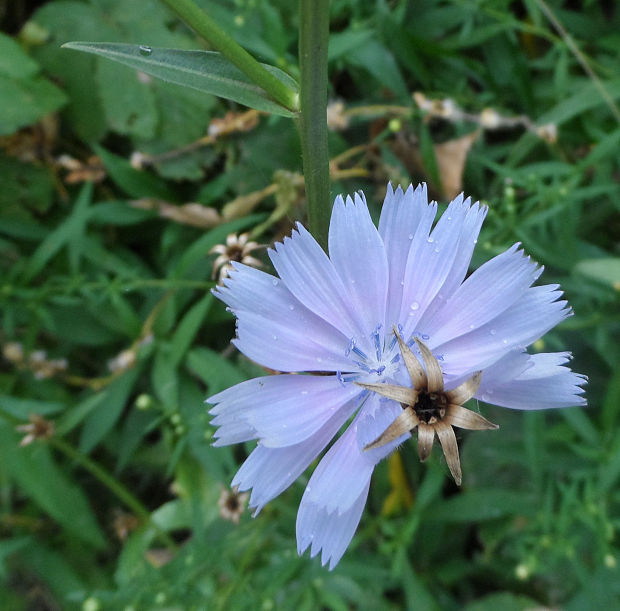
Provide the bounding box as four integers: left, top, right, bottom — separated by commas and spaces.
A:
298, 0, 331, 250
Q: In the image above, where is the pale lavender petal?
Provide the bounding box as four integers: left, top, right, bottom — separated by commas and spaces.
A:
437, 284, 571, 376
378, 184, 435, 324
418, 200, 487, 327
477, 352, 587, 409
423, 245, 542, 346
297, 480, 370, 570
328, 193, 389, 344
269, 224, 369, 349
399, 194, 473, 340
232, 397, 359, 514
215, 264, 351, 372
210, 375, 361, 447
302, 394, 406, 515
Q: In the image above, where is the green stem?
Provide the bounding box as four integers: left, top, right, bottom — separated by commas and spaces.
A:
50, 437, 177, 550
160, 0, 298, 111
297, 0, 331, 250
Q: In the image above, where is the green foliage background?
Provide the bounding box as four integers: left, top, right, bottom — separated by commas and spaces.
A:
1, 0, 619, 609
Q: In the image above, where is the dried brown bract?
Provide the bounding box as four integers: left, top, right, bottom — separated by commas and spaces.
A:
357, 327, 498, 485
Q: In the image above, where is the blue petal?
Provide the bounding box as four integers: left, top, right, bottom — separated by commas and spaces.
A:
379, 184, 438, 326
478, 351, 587, 409
328, 193, 389, 346
378, 184, 431, 325
269, 224, 370, 350
209, 375, 361, 447
437, 284, 571, 376
422, 244, 542, 346
398, 193, 474, 340
215, 263, 352, 372
301, 394, 406, 515
297, 481, 370, 570
230, 397, 359, 514
418, 199, 487, 327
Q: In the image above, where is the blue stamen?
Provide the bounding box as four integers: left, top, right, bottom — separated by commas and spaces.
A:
372, 324, 382, 361
352, 360, 372, 373
352, 345, 368, 360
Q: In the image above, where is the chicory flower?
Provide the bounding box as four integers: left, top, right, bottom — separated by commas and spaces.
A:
208, 184, 586, 569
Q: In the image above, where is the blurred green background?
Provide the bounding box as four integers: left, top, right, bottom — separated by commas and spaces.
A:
1, 0, 619, 609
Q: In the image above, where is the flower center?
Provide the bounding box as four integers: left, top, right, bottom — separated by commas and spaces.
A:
413, 390, 448, 424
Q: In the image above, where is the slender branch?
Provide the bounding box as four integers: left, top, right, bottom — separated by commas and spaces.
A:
537, 0, 620, 124
160, 0, 298, 111
50, 437, 177, 550
297, 0, 331, 250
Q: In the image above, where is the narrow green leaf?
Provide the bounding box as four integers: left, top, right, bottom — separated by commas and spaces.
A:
169, 294, 213, 368
575, 257, 620, 289
63, 42, 298, 117
0, 423, 106, 548
79, 367, 142, 454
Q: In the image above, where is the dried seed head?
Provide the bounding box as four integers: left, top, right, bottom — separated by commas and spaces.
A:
361, 328, 498, 485
16, 414, 55, 446
210, 232, 264, 284
218, 486, 249, 524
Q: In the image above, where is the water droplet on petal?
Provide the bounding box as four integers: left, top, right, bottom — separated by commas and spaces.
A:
139, 45, 152, 56
490, 329, 497, 335
427, 237, 434, 243
408, 233, 414, 240
289, 304, 295, 310
272, 335, 278, 341
502, 338, 508, 345
272, 279, 278, 286
410, 301, 420, 311
469, 324, 475, 329
434, 246, 440, 253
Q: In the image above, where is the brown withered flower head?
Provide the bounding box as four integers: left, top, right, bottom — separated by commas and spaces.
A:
16, 414, 55, 447
218, 486, 249, 524
210, 232, 264, 284
357, 327, 498, 485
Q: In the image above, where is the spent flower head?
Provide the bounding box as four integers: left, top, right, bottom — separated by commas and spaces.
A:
209, 232, 264, 284
208, 183, 586, 569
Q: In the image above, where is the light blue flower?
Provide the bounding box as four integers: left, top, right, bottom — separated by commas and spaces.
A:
208, 183, 586, 569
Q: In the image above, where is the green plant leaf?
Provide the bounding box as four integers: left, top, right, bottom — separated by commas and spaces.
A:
0, 423, 106, 548
62, 42, 298, 117
575, 257, 620, 289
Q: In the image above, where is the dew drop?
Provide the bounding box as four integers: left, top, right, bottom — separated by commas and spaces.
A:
408, 233, 414, 240
490, 329, 497, 335
502, 338, 508, 345
301, 390, 308, 395
434, 246, 440, 253
272, 335, 278, 341
427, 237, 435, 243
400, 281, 405, 286
410, 301, 420, 311
447, 216, 452, 221
139, 45, 152, 56
272, 279, 278, 286
469, 324, 475, 330
473, 239, 478, 244
289, 304, 295, 310
316, 357, 323, 363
